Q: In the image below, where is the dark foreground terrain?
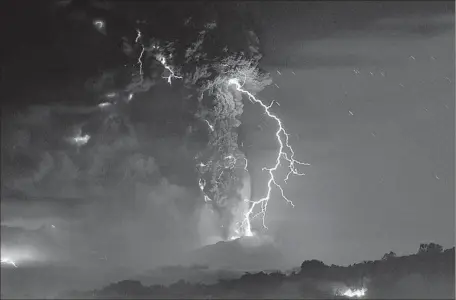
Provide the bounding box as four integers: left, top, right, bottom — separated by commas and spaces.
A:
63, 243, 454, 299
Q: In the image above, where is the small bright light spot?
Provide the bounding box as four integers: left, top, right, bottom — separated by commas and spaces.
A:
98, 102, 111, 108
93, 19, 105, 30
68, 130, 91, 147
228, 78, 239, 86
337, 288, 367, 298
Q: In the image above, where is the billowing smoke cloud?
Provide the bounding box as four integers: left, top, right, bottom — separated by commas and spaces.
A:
81, 3, 273, 242
1, 4, 272, 276
191, 56, 272, 240
1, 103, 204, 271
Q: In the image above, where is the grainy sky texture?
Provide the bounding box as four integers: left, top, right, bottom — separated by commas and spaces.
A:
245, 1, 455, 265
0, 0, 454, 278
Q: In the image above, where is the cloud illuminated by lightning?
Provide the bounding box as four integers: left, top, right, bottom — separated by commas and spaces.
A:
98, 102, 111, 108
339, 288, 367, 298
157, 55, 183, 85
93, 19, 106, 35
1, 257, 17, 268
68, 129, 91, 147
198, 178, 212, 202
130, 27, 306, 239
134, 29, 182, 87
227, 77, 309, 235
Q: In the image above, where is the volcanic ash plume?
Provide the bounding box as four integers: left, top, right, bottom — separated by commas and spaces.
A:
85, 9, 273, 244
229, 172, 253, 239
194, 56, 272, 242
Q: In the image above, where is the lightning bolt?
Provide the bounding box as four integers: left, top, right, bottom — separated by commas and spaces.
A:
198, 178, 212, 202
135, 29, 182, 86
158, 56, 183, 85
204, 119, 214, 132
228, 78, 309, 235
135, 29, 145, 86
1, 257, 17, 268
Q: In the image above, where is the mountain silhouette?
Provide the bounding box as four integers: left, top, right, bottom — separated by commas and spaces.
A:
185, 235, 287, 271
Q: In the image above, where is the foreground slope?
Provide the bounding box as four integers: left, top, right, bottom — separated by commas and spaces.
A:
64, 245, 455, 299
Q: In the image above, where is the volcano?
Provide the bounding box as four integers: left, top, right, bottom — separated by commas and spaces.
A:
185, 235, 287, 271
134, 235, 287, 286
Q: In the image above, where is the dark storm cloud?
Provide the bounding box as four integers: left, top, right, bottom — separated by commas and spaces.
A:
258, 1, 454, 42
1, 83, 209, 271
2, 101, 183, 207
369, 14, 454, 38
260, 2, 454, 69
1, 186, 91, 206
265, 52, 383, 70
266, 13, 453, 69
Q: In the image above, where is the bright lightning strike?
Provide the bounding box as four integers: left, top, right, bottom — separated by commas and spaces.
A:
135, 28, 141, 43
98, 102, 111, 108
134, 29, 182, 86
135, 29, 145, 81
158, 56, 183, 85
130, 28, 305, 238
228, 78, 309, 234
204, 119, 214, 131
1, 257, 17, 268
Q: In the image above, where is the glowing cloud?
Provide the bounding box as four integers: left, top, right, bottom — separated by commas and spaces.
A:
0, 257, 17, 268
339, 288, 368, 298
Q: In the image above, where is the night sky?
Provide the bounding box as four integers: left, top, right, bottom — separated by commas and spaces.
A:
0, 0, 454, 288
248, 1, 455, 265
